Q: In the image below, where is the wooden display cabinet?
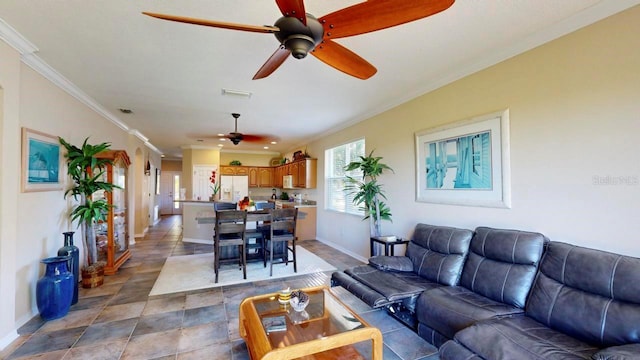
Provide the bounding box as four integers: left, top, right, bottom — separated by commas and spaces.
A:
94, 150, 131, 275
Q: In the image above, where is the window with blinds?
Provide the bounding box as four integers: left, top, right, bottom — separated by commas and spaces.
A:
325, 139, 365, 215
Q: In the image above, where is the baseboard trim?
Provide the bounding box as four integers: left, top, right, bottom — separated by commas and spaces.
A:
0, 330, 19, 352
315, 237, 368, 263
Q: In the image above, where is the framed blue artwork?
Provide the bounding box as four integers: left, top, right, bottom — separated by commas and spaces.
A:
21, 127, 63, 192
415, 110, 511, 208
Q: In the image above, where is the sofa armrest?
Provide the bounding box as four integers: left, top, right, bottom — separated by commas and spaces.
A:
592, 344, 640, 360
369, 256, 414, 272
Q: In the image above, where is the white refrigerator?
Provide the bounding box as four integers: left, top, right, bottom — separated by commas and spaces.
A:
220, 175, 249, 203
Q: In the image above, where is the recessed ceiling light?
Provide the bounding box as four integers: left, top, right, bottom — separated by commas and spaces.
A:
118, 108, 133, 114
219, 138, 226, 141
218, 144, 224, 147
263, 146, 269, 149
217, 133, 225, 137
270, 141, 277, 144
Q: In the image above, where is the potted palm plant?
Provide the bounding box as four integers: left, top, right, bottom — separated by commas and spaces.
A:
345, 150, 394, 237
59, 137, 118, 288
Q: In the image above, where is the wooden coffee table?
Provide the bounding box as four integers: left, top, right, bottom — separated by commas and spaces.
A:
239, 286, 383, 359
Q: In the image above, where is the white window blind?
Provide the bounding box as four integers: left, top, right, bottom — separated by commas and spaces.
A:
325, 139, 365, 215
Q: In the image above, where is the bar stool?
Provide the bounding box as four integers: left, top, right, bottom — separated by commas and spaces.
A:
264, 208, 298, 276
213, 210, 247, 283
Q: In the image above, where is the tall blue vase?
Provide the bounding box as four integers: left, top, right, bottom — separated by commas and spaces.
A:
36, 256, 74, 321
57, 231, 79, 305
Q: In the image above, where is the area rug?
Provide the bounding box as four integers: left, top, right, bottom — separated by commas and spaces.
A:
149, 246, 336, 296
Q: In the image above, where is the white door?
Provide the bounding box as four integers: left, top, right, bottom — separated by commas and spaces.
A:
160, 171, 182, 215
192, 165, 218, 201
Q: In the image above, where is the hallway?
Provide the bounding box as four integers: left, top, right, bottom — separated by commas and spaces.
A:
1, 215, 437, 360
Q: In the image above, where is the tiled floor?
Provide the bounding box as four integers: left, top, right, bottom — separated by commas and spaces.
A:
2, 215, 438, 360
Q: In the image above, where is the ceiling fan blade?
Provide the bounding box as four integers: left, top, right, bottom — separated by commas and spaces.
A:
142, 12, 279, 33
241, 134, 271, 143
310, 40, 377, 80
253, 46, 291, 80
275, 0, 307, 25
318, 0, 455, 39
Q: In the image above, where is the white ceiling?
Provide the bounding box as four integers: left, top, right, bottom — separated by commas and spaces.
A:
1, 1, 638, 158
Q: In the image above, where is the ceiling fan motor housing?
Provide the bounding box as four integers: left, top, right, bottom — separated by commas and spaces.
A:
274, 14, 324, 59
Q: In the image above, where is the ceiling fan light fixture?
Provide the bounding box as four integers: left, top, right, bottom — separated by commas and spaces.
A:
284, 34, 315, 59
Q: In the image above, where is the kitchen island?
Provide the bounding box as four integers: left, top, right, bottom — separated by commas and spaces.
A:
177, 200, 217, 244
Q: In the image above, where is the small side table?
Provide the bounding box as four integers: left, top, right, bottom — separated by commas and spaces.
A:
370, 237, 410, 257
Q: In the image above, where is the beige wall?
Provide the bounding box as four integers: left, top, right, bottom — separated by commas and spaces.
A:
0, 39, 21, 348
162, 159, 182, 172
220, 152, 278, 167
0, 42, 159, 346
181, 147, 220, 199
310, 6, 640, 260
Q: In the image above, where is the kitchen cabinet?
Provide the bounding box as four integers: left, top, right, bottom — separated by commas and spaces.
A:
258, 167, 274, 187
281, 158, 317, 189
221, 165, 248, 175
290, 162, 299, 187
274, 166, 283, 188
248, 167, 274, 188
94, 150, 131, 275
248, 167, 259, 187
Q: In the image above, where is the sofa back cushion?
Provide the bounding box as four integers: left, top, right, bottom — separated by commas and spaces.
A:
460, 227, 547, 308
405, 223, 473, 286
526, 241, 640, 347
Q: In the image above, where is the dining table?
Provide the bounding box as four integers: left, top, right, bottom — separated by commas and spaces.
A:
196, 210, 284, 261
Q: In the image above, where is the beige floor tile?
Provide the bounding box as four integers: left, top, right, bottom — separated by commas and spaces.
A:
142, 294, 186, 315
120, 329, 180, 360
93, 302, 146, 324
37, 309, 98, 333
63, 339, 127, 360
185, 289, 223, 309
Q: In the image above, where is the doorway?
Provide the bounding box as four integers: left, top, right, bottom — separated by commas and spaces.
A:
160, 171, 182, 215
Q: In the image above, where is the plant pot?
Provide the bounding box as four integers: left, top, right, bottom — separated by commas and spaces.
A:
36, 256, 74, 320
81, 265, 104, 288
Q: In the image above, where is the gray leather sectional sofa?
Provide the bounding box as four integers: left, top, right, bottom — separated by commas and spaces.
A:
331, 224, 640, 359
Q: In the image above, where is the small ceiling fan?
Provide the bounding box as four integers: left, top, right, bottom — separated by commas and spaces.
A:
143, 0, 455, 80
224, 113, 269, 145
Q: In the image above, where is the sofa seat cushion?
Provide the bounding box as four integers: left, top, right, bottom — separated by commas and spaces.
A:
451, 316, 599, 360
592, 344, 640, 359
416, 286, 524, 339
369, 255, 413, 272
331, 271, 391, 308
344, 265, 432, 301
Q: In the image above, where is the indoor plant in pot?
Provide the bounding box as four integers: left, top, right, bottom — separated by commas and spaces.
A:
59, 137, 118, 288
345, 150, 394, 237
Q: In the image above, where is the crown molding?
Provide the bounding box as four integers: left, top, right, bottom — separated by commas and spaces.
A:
0, 17, 161, 153
0, 18, 37, 54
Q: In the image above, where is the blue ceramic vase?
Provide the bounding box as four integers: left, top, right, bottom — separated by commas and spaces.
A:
36, 256, 74, 320
57, 231, 79, 305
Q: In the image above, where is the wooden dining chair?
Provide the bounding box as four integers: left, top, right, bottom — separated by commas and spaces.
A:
213, 210, 247, 283
264, 208, 298, 276
214, 202, 237, 211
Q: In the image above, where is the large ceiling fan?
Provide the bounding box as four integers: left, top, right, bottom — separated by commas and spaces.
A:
143, 0, 455, 80
224, 113, 269, 145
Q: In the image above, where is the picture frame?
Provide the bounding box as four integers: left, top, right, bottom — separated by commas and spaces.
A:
415, 109, 511, 208
21, 127, 63, 192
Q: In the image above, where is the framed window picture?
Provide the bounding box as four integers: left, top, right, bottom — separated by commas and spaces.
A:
415, 110, 511, 208
21, 127, 63, 192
